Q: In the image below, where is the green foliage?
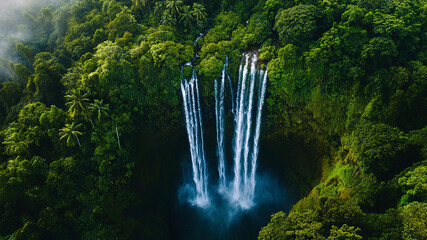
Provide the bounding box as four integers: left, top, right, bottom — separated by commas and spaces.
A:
400, 203, 427, 240
108, 10, 138, 40
149, 41, 193, 68
361, 37, 398, 65
203, 11, 240, 43
2, 102, 51, 156
3, 126, 31, 156
39, 105, 65, 131
232, 12, 272, 49
18, 102, 48, 127
362, 209, 402, 239
151, 0, 207, 28
347, 122, 408, 176
259, 196, 365, 239
28, 52, 65, 105
0, 58, 18, 82
0, 82, 22, 111
12, 221, 41, 240
408, 127, 427, 159
13, 64, 31, 85
274, 5, 317, 46
146, 25, 176, 44
192, 3, 208, 21
398, 164, 427, 204
264, 0, 290, 13
90, 99, 110, 122
283, 210, 324, 239
268, 44, 310, 105
259, 210, 324, 240
65, 88, 90, 120
198, 56, 224, 78
258, 211, 287, 240
327, 224, 362, 240
15, 43, 34, 64
59, 122, 83, 147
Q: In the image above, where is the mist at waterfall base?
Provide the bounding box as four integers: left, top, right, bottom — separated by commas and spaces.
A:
176, 53, 291, 239
176, 165, 289, 239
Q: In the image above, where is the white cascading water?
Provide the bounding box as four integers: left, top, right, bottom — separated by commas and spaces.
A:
249, 66, 268, 201
181, 69, 209, 207
181, 52, 268, 210
215, 58, 227, 193
230, 53, 267, 208
231, 54, 249, 205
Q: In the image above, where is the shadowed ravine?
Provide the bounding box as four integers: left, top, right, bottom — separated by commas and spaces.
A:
131, 124, 323, 239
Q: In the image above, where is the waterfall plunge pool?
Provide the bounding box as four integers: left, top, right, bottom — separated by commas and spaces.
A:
129, 125, 326, 239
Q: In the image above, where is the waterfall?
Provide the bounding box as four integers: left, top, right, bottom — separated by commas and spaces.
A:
181, 69, 209, 207
249, 67, 268, 200
232, 54, 249, 204
215, 58, 227, 193
181, 52, 268, 210
230, 52, 266, 208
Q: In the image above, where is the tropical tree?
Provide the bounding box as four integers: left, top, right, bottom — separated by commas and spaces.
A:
30, 52, 65, 105
154, 1, 165, 18
0, 82, 22, 111
132, 0, 149, 14
89, 99, 109, 122
3, 132, 30, 156
191, 3, 207, 21
180, 5, 194, 27
65, 89, 89, 118
165, 0, 183, 19
59, 122, 83, 147
161, 13, 177, 26
274, 5, 317, 46
65, 89, 94, 127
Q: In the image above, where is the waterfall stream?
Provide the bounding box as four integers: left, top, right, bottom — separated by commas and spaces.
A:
181, 69, 209, 207
215, 58, 227, 193
230, 52, 268, 208
181, 52, 267, 210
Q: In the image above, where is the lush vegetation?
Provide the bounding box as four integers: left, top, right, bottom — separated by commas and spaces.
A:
0, 0, 425, 239
259, 0, 427, 239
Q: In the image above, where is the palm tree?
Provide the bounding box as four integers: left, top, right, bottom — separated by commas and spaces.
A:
154, 1, 165, 18
132, 0, 149, 15
59, 122, 83, 148
191, 3, 207, 21
89, 99, 109, 122
65, 89, 94, 127
162, 13, 177, 26
165, 0, 183, 19
132, 0, 148, 8
65, 89, 89, 119
180, 5, 194, 27
115, 125, 121, 150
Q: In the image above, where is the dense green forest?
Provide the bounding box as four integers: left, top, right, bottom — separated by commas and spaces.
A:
0, 0, 425, 239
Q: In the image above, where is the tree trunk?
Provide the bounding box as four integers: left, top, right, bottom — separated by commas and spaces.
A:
75, 134, 81, 148
116, 126, 121, 150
